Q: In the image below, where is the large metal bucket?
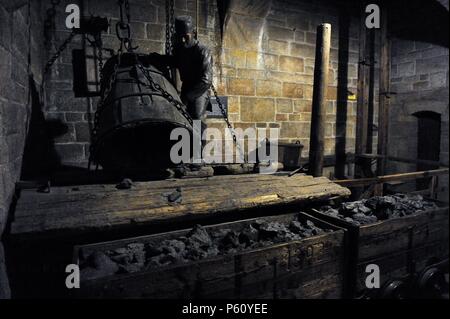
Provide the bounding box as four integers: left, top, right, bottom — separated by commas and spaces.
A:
91, 53, 192, 172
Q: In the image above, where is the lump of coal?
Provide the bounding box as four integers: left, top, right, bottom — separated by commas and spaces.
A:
81, 251, 119, 280
289, 220, 304, 234
167, 187, 182, 203
239, 224, 259, 247
340, 201, 371, 216
220, 230, 240, 249
86, 251, 119, 271
300, 220, 324, 237
127, 243, 146, 265
160, 239, 186, 255
148, 239, 187, 267
258, 222, 283, 240
116, 178, 133, 190
322, 207, 341, 218
145, 243, 163, 258
186, 225, 212, 249
364, 196, 396, 220
353, 213, 377, 225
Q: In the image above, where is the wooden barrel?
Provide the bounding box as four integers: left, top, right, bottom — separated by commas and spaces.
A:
91, 52, 192, 172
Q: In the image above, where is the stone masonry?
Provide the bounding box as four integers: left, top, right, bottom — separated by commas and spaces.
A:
388, 38, 449, 201
0, 0, 45, 298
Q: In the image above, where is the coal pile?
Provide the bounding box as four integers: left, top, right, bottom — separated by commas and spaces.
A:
319, 194, 439, 226
80, 216, 327, 279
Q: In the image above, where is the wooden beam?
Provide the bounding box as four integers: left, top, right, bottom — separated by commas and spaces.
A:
309, 23, 332, 177
377, 5, 391, 176
355, 4, 371, 177
335, 168, 449, 187
357, 153, 449, 168
11, 174, 351, 239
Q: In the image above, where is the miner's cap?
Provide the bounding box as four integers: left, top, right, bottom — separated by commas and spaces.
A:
175, 15, 194, 34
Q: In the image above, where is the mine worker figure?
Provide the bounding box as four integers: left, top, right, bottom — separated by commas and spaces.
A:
149, 15, 213, 121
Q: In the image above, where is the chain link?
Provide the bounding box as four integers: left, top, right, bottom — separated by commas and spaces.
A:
211, 85, 246, 162
43, 30, 76, 75
136, 63, 194, 126
89, 0, 133, 166
89, 50, 122, 165
165, 0, 175, 55
97, 40, 104, 92
44, 0, 61, 48
117, 0, 136, 52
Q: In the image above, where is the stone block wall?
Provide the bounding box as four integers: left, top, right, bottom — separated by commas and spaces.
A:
0, 0, 45, 298
43, 0, 363, 168
213, 0, 362, 160
388, 38, 449, 201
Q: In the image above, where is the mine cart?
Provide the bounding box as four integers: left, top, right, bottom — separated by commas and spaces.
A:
309, 196, 449, 298
9, 174, 350, 298
73, 212, 345, 299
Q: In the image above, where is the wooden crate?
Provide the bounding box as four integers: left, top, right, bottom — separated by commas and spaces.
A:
309, 200, 449, 297
73, 212, 345, 299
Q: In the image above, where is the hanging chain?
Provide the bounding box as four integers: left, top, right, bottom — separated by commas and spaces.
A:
43, 30, 76, 75
43, 0, 74, 75
44, 0, 61, 48
116, 0, 136, 52
211, 85, 246, 162
97, 39, 104, 87
89, 0, 133, 167
89, 51, 121, 167
165, 0, 175, 55
136, 63, 194, 127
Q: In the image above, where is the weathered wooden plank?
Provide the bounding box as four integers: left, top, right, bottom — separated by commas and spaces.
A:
12, 175, 350, 237
12, 182, 350, 236
15, 175, 326, 214
19, 174, 298, 199
13, 179, 345, 222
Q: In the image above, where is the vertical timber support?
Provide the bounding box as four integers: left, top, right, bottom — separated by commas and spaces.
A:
309, 23, 331, 177
377, 6, 390, 176
355, 5, 370, 177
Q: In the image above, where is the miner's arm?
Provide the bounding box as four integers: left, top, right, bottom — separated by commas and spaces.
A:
185, 46, 213, 100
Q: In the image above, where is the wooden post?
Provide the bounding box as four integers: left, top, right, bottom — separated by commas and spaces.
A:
355, 6, 370, 177
309, 23, 331, 177
377, 6, 390, 176
430, 176, 438, 199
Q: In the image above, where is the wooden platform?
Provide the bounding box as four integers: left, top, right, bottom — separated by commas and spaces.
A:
11, 174, 350, 240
